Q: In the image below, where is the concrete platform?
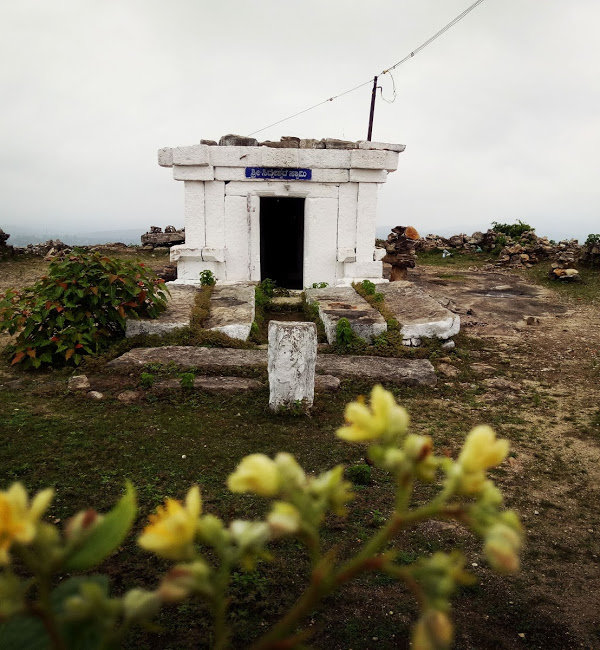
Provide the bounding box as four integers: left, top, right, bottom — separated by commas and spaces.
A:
304, 286, 387, 344
204, 283, 255, 341
379, 282, 460, 344
107, 346, 436, 387
125, 285, 199, 338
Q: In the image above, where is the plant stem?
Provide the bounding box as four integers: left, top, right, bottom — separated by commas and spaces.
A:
36, 578, 67, 650
212, 563, 231, 650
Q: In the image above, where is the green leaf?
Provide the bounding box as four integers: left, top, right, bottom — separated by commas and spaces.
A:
64, 481, 137, 571
0, 616, 49, 650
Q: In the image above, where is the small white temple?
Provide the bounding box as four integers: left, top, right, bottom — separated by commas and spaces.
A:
158, 135, 404, 288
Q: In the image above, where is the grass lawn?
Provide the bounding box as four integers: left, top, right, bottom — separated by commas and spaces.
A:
1, 251, 600, 648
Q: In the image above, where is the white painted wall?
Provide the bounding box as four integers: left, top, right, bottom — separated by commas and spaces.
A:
162, 143, 401, 286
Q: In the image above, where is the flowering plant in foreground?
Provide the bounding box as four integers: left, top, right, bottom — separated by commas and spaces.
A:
0, 386, 522, 649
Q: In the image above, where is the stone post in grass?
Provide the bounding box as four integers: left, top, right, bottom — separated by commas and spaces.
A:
268, 321, 317, 410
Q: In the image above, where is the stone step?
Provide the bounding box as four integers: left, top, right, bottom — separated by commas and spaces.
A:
304, 286, 387, 344
379, 282, 460, 344
204, 283, 255, 341
107, 346, 436, 387
154, 376, 263, 393
125, 285, 199, 337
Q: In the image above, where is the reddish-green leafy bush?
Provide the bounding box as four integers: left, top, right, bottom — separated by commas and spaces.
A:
0, 251, 169, 368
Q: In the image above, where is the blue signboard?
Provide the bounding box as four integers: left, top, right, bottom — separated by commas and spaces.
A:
245, 167, 312, 181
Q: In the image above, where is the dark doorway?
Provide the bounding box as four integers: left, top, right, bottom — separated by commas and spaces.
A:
260, 197, 304, 289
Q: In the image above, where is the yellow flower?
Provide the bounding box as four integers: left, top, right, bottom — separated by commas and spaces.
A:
458, 426, 509, 473
0, 483, 54, 564
138, 486, 201, 560
227, 454, 281, 497
336, 385, 409, 443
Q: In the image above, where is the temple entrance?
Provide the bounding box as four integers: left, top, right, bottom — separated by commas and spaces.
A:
259, 197, 304, 289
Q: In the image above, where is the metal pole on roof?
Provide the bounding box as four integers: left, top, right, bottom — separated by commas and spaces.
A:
367, 76, 378, 141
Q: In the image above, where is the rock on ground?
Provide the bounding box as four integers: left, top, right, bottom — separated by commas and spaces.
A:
68, 375, 90, 391
153, 376, 263, 393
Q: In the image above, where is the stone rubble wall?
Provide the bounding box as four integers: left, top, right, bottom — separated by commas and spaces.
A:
413, 228, 586, 271
580, 239, 600, 267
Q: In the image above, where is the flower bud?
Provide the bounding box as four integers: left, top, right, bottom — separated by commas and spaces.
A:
412, 609, 453, 650
404, 434, 433, 462
65, 509, 103, 543
380, 447, 407, 472
123, 588, 161, 622
310, 466, 354, 516
230, 520, 270, 550
484, 523, 522, 574
267, 502, 301, 537
227, 454, 281, 497
274, 453, 306, 490
197, 514, 229, 547
158, 561, 212, 602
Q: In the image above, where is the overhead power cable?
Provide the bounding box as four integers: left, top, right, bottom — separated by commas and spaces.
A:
247, 0, 488, 137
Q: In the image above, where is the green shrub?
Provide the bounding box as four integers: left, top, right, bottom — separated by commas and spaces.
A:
0, 250, 168, 368
346, 463, 372, 485
179, 372, 195, 389
585, 233, 600, 246
360, 279, 376, 295
140, 372, 155, 389
310, 282, 329, 289
199, 270, 216, 286
491, 220, 533, 239
336, 318, 354, 346
258, 278, 276, 299
335, 317, 367, 353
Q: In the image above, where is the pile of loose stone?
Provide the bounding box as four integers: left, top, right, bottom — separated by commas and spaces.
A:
496, 230, 555, 268
415, 230, 498, 253
378, 226, 420, 281
141, 225, 185, 249
198, 134, 404, 150
580, 237, 600, 267
414, 228, 585, 276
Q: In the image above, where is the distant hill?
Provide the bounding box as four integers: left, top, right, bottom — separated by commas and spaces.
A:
2, 226, 149, 247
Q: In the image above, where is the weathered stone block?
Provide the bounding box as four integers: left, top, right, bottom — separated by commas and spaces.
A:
261, 147, 300, 167
311, 168, 349, 183
356, 141, 406, 153
158, 147, 173, 167
297, 149, 351, 169
323, 138, 358, 149
304, 287, 386, 344
209, 146, 263, 167
173, 165, 214, 181
349, 169, 388, 183
173, 144, 209, 166
219, 134, 259, 147
299, 138, 325, 149
350, 149, 399, 170
268, 321, 317, 409
205, 283, 255, 341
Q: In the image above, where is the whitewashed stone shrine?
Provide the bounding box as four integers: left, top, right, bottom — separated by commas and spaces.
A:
158, 135, 405, 288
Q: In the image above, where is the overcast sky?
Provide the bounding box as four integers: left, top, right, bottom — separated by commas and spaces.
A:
1, 0, 598, 243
